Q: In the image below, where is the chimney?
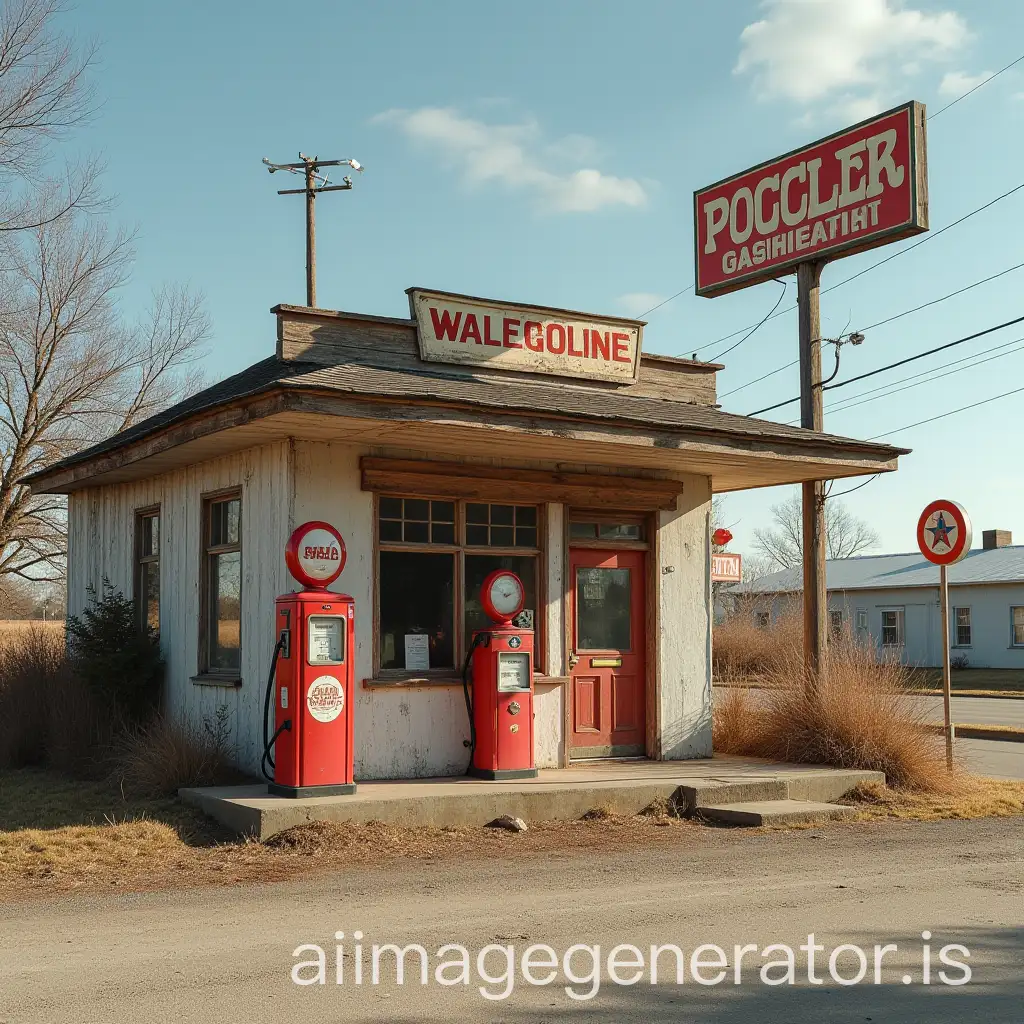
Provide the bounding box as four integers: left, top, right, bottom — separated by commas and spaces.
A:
982, 529, 1012, 550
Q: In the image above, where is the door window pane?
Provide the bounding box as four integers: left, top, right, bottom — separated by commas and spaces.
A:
210, 498, 240, 546
210, 550, 241, 671
465, 554, 537, 638
576, 567, 631, 651
379, 551, 455, 669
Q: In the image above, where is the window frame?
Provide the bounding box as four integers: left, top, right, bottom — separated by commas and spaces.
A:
828, 608, 844, 638
567, 511, 649, 550
197, 488, 243, 682
880, 607, 905, 648
755, 611, 771, 630
373, 494, 545, 680
952, 606, 972, 648
1011, 606, 1024, 648
133, 505, 161, 634
855, 608, 869, 632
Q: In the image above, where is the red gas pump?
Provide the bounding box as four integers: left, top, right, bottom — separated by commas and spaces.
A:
261, 521, 357, 798
465, 569, 537, 780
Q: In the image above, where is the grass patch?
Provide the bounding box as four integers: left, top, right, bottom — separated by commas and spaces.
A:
906, 668, 1024, 694
841, 779, 1024, 821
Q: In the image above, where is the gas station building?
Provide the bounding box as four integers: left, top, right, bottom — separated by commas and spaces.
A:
26, 289, 905, 780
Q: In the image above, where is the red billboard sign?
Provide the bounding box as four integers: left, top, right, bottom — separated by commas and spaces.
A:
694, 101, 927, 298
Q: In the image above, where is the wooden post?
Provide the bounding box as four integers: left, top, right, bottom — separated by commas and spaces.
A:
798, 262, 827, 692
939, 563, 955, 770
304, 159, 316, 308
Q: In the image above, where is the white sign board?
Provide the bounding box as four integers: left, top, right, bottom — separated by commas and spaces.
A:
409, 288, 643, 384
404, 633, 430, 671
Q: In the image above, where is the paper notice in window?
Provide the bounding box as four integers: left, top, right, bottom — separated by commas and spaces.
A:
404, 633, 430, 671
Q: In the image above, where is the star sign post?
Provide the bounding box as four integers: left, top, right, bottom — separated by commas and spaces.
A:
917, 499, 973, 770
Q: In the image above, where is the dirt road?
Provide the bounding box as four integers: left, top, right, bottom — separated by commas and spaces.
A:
1, 817, 1020, 1022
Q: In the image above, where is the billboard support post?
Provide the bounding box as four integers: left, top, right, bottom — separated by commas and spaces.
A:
798, 261, 827, 692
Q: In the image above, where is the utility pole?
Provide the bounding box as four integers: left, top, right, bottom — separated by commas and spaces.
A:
262, 153, 364, 308
798, 261, 827, 692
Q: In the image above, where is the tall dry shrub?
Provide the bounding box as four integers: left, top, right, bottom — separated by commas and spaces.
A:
713, 613, 802, 680
713, 631, 958, 792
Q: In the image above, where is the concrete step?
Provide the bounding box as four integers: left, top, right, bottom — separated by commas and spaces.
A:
700, 799, 857, 828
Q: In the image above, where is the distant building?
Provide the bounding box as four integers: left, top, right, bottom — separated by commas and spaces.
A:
731, 530, 1024, 669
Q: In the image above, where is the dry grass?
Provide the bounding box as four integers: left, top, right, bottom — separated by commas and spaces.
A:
841, 778, 1024, 822
112, 713, 251, 798
713, 631, 961, 793
713, 613, 802, 680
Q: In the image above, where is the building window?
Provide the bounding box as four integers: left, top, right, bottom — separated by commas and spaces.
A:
1012, 607, 1024, 648
880, 608, 905, 647
202, 493, 241, 674
134, 508, 160, 633
569, 519, 644, 542
953, 607, 972, 647
829, 609, 844, 638
376, 497, 541, 674
755, 611, 770, 629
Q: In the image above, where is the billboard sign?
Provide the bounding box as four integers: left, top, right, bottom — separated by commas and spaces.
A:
711, 552, 743, 583
694, 101, 927, 298
408, 288, 643, 384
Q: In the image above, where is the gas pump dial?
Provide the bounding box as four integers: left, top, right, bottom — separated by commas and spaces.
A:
480, 569, 525, 624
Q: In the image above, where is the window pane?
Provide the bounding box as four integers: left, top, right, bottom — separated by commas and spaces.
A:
210, 550, 241, 671
379, 496, 402, 519
1013, 608, 1024, 646
491, 526, 514, 547
515, 506, 537, 527
211, 498, 240, 546
465, 554, 537, 639
403, 521, 429, 543
466, 524, 489, 546
141, 514, 159, 557
599, 523, 642, 541
404, 498, 429, 522
379, 551, 454, 669
515, 526, 538, 548
431, 500, 455, 523
569, 522, 598, 539
490, 504, 515, 526
431, 522, 455, 545
467, 503, 489, 524
379, 519, 401, 542
143, 562, 160, 632
576, 567, 631, 651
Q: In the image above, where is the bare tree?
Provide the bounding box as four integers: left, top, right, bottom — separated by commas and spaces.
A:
0, 215, 209, 581
0, 0, 100, 234
753, 493, 880, 571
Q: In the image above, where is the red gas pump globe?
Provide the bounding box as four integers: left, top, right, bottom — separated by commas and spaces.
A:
479, 569, 526, 624
285, 520, 347, 589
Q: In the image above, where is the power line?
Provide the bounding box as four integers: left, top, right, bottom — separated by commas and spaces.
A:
827, 474, 881, 500
928, 53, 1024, 119
789, 335, 1024, 422
869, 383, 1024, 440
707, 280, 787, 362
638, 286, 693, 318
719, 358, 798, 399
745, 299, 1024, 417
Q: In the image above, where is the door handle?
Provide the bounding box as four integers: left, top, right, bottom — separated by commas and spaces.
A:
568, 650, 579, 670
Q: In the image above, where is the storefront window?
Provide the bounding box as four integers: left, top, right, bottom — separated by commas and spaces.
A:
202, 493, 242, 674
376, 497, 541, 674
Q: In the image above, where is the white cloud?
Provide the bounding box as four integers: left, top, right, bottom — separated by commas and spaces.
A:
736, 0, 968, 108
373, 107, 647, 214
616, 292, 665, 316
938, 69, 992, 96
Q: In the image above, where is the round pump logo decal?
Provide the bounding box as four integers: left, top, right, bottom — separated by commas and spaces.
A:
306, 675, 345, 723
285, 520, 347, 589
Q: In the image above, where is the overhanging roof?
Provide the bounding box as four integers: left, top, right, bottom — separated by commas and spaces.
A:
24, 353, 909, 495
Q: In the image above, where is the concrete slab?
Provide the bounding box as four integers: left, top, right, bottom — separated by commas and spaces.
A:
179, 756, 883, 839
700, 800, 858, 827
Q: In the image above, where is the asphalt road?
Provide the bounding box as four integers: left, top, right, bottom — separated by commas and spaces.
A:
913, 696, 1024, 730
1, 818, 1021, 1023
958, 738, 1024, 780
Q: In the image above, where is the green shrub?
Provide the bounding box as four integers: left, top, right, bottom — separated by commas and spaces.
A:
66, 579, 164, 724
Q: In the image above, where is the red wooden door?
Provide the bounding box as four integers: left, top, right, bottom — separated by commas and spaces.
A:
568, 548, 646, 758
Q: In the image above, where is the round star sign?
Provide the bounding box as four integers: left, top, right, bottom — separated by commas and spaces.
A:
917, 500, 972, 566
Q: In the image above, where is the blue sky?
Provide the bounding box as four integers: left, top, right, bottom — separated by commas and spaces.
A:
62, 0, 1024, 557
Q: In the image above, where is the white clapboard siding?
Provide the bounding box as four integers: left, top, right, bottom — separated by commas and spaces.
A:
67, 442, 291, 773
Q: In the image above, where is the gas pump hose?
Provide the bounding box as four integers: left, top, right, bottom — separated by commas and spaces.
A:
460, 631, 491, 775
260, 637, 289, 783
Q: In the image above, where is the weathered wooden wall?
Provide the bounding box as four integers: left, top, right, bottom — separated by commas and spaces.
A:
66, 442, 292, 772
